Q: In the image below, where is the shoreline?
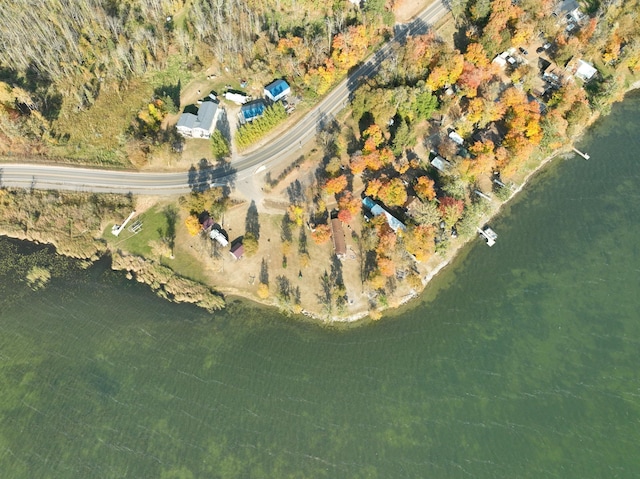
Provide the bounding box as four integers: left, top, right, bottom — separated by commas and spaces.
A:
314, 83, 640, 323
2, 87, 639, 324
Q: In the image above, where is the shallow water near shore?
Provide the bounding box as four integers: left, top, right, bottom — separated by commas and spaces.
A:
1, 93, 640, 478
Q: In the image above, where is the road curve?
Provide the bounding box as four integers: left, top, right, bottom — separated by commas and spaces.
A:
0, 0, 448, 196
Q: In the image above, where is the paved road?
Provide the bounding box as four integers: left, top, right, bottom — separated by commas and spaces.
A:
0, 0, 448, 195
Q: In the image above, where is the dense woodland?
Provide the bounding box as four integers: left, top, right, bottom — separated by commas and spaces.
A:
0, 0, 392, 161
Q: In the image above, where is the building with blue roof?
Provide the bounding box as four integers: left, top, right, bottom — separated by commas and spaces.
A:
240, 99, 266, 123
362, 196, 405, 232
264, 79, 291, 102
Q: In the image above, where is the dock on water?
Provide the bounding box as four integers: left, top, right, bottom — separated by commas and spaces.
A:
478, 226, 498, 247
573, 148, 590, 160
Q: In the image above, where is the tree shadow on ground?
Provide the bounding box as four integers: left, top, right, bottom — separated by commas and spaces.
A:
188, 158, 237, 194
216, 108, 232, 143
330, 254, 344, 289
245, 200, 260, 239
154, 80, 181, 110
260, 258, 269, 285
280, 215, 293, 243
163, 205, 178, 253
286, 180, 305, 205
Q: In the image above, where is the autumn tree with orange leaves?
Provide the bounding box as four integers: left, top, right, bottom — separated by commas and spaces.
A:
403, 225, 436, 262
311, 224, 331, 244
414, 176, 436, 202
338, 191, 362, 216
324, 175, 348, 196
438, 196, 465, 227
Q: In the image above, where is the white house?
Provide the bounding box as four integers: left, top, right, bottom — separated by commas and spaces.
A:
210, 228, 229, 247
176, 101, 220, 139
263, 79, 291, 102
575, 60, 597, 82
448, 130, 464, 146
431, 156, 452, 173
554, 0, 584, 23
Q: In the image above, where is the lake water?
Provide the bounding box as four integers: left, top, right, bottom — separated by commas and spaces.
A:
1, 93, 640, 478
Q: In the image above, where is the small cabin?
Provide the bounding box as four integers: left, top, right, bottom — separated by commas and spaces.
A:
230, 242, 244, 259
331, 217, 347, 259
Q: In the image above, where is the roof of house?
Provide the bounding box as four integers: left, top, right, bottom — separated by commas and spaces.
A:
575, 60, 597, 81
362, 196, 405, 232
230, 242, 244, 259
448, 130, 464, 145
331, 217, 347, 257
538, 57, 552, 73
177, 112, 197, 129
431, 156, 452, 172
557, 0, 579, 13
210, 228, 229, 247
202, 217, 214, 230
196, 101, 218, 132
241, 99, 266, 120
264, 79, 290, 100
177, 101, 219, 133
472, 123, 504, 145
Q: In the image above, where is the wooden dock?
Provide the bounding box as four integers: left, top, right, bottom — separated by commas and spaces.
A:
573, 148, 590, 160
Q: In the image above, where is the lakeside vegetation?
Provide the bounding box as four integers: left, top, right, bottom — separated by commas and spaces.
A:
1, 0, 640, 320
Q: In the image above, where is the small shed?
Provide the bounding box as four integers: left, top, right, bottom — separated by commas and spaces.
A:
331, 217, 347, 259
264, 79, 290, 102
431, 156, 452, 173
230, 242, 244, 260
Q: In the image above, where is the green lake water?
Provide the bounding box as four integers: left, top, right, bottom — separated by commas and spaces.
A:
1, 93, 640, 478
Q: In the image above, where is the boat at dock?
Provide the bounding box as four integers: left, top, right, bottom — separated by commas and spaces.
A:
478, 226, 497, 247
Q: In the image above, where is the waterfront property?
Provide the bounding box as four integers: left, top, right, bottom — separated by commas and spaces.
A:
478, 226, 498, 246
574, 60, 598, 82
362, 196, 405, 232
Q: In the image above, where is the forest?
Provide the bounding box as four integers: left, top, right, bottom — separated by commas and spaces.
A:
0, 0, 393, 163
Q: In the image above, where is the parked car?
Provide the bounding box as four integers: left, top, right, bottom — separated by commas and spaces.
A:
519, 47, 528, 55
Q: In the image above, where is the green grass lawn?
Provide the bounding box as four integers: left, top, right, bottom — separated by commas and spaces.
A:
162, 248, 211, 284
103, 207, 169, 257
